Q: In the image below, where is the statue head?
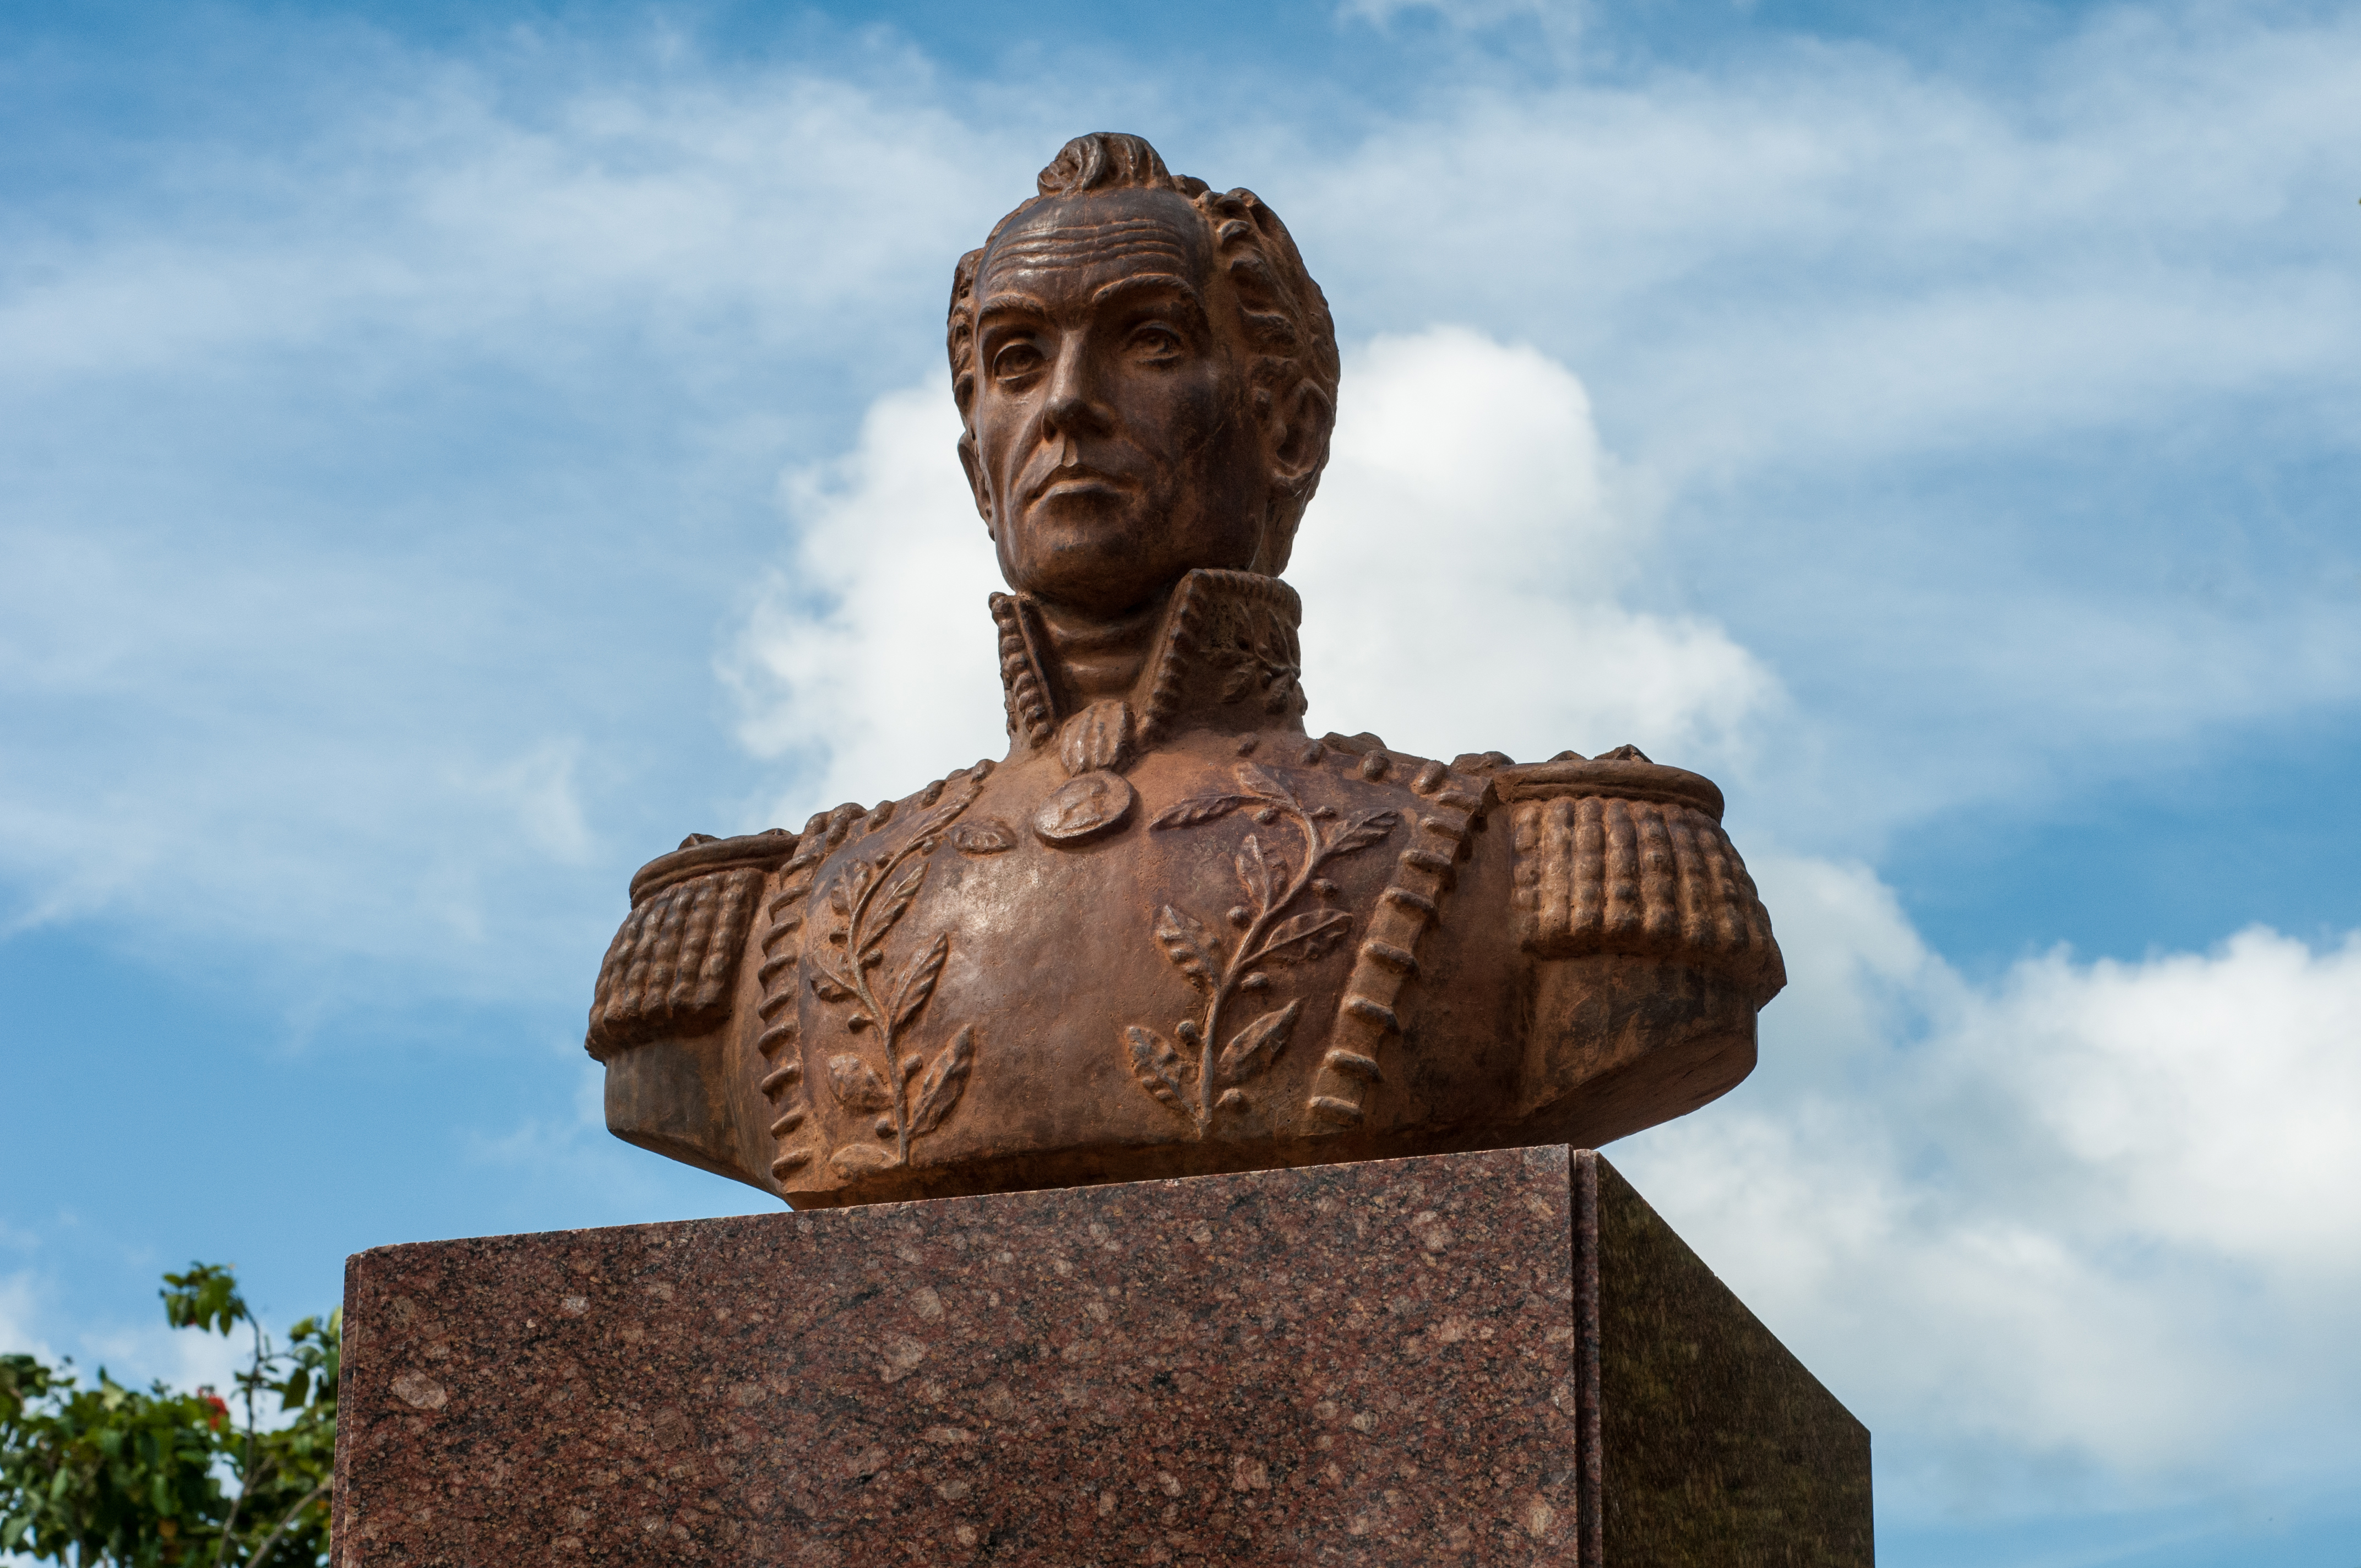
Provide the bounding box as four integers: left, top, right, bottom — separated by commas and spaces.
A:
948, 133, 1339, 618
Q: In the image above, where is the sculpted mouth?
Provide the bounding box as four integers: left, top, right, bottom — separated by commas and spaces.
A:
1026, 467, 1135, 505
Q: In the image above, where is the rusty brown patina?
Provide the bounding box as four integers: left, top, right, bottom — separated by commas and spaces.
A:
584, 134, 1786, 1207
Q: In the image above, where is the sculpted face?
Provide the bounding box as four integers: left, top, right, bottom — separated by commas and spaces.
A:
961, 188, 1271, 618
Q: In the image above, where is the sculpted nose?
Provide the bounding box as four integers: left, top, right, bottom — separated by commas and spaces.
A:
1041, 342, 1113, 442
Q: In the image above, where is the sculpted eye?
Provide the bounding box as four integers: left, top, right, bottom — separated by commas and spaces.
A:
992, 341, 1044, 382
1129, 325, 1184, 362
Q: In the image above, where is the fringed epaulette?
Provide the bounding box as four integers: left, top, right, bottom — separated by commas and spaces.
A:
585, 829, 799, 1059
1495, 747, 1783, 1006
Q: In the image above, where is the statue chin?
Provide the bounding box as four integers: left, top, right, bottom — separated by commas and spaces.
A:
998, 530, 1259, 622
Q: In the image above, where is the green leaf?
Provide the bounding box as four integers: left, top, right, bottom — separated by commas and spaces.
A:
160, 1263, 248, 1336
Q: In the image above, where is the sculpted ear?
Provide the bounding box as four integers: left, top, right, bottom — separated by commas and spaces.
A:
1267, 379, 1332, 491
957, 430, 994, 533
1255, 380, 1332, 578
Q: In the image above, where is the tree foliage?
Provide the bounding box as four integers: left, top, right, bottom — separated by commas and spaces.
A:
1, 1265, 336, 1567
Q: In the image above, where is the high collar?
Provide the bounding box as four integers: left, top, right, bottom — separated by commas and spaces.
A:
991, 569, 1309, 763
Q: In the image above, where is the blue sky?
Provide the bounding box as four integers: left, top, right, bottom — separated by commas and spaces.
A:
3, 0, 2358, 1562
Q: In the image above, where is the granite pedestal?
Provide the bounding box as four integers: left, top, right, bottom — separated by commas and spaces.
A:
334, 1147, 1870, 1565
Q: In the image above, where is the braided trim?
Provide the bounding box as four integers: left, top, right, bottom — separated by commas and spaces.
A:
989, 592, 1054, 747
755, 801, 866, 1184
1302, 755, 1492, 1131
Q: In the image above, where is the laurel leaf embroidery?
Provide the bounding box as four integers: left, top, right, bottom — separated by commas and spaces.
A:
948, 819, 1018, 855
891, 933, 951, 1030
1218, 999, 1301, 1084
906, 780, 983, 849
1124, 1025, 1193, 1106
830, 1143, 896, 1176
1235, 834, 1275, 908
1254, 908, 1353, 967
824, 1054, 892, 1113
868, 862, 927, 942
1150, 794, 1249, 830
907, 1025, 976, 1135
1234, 763, 1293, 804
1324, 809, 1400, 859
1154, 905, 1223, 991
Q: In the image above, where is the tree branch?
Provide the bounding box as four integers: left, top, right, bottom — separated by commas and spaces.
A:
242, 1478, 329, 1568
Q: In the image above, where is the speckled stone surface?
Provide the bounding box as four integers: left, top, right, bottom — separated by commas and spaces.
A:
335, 1147, 1869, 1566
1585, 1156, 1872, 1566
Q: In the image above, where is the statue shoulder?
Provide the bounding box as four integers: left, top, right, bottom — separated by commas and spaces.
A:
1485, 745, 1783, 1006
584, 827, 802, 1060
586, 761, 1003, 1062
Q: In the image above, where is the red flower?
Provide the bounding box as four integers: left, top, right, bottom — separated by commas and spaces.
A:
200, 1390, 229, 1429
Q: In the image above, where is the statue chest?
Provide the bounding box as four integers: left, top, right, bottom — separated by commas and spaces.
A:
763, 744, 1511, 1202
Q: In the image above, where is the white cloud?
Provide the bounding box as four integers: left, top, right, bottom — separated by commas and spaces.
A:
0, 72, 1013, 385
1961, 929, 2361, 1277
77, 1317, 248, 1406
1286, 6, 2361, 471
462, 740, 595, 865
0, 1271, 53, 1366
1293, 327, 1778, 770
1616, 881, 2361, 1509
723, 378, 1008, 817
0, 1266, 244, 1403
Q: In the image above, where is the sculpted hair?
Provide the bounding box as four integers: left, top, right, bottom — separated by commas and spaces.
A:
946, 133, 1340, 575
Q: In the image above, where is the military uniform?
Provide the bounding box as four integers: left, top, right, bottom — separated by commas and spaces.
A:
588, 570, 1783, 1207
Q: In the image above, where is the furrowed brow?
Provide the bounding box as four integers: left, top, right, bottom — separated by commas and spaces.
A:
1089, 273, 1210, 326
976, 292, 1051, 328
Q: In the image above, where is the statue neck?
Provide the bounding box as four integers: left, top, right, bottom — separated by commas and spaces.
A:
1030, 596, 1163, 709
992, 569, 1309, 767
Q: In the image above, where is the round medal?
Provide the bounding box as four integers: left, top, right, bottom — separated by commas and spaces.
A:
1031, 770, 1136, 846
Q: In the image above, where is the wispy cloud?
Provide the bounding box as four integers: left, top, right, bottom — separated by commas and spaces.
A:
724, 378, 1006, 815
5, 2, 2354, 994
1621, 888, 2361, 1511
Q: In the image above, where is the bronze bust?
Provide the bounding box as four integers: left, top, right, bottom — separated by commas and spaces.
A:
586, 133, 1785, 1207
